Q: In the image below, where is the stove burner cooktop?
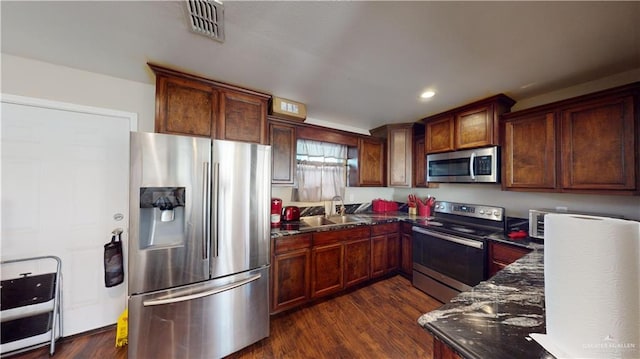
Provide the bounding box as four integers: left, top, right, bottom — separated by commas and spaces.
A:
451, 226, 476, 234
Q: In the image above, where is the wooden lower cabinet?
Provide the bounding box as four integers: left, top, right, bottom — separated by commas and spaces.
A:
371, 235, 387, 278
433, 338, 462, 359
311, 226, 370, 299
370, 222, 400, 278
272, 223, 408, 314
488, 241, 532, 277
400, 222, 413, 277
311, 243, 344, 298
271, 234, 312, 314
344, 238, 371, 287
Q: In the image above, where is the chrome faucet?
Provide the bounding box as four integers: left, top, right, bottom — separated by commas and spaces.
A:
331, 195, 346, 216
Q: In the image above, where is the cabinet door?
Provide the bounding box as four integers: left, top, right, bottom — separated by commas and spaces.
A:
388, 127, 412, 187
455, 105, 494, 149
560, 95, 636, 191
413, 136, 427, 187
386, 233, 400, 272
269, 122, 296, 185
503, 113, 556, 189
311, 243, 344, 298
155, 75, 217, 137
488, 242, 531, 277
400, 232, 413, 276
344, 238, 371, 288
272, 248, 310, 313
370, 235, 387, 278
219, 90, 267, 144
426, 115, 454, 153
358, 137, 385, 186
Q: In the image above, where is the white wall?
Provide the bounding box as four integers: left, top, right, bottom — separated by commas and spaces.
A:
394, 185, 640, 221
1, 54, 156, 132
511, 68, 640, 111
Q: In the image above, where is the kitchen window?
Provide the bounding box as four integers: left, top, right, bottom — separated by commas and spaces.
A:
294, 139, 347, 202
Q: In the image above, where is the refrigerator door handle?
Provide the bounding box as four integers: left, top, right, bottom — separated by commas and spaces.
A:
203, 162, 210, 260
142, 273, 262, 307
212, 162, 220, 257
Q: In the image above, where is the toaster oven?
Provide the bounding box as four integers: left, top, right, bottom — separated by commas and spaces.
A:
528, 209, 624, 239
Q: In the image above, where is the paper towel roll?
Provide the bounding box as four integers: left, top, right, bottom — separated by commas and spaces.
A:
540, 214, 640, 359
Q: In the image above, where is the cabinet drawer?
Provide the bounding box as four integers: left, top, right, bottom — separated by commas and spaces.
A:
313, 227, 370, 246
371, 222, 399, 236
491, 242, 531, 264
274, 234, 312, 254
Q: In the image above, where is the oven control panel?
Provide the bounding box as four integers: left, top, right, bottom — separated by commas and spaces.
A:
434, 201, 504, 222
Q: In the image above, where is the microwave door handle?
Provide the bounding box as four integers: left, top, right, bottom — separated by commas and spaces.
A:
469, 152, 476, 180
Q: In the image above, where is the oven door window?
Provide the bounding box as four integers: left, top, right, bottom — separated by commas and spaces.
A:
414, 232, 485, 286
428, 158, 470, 177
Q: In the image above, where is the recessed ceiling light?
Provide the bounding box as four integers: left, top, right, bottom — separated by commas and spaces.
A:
420, 90, 436, 99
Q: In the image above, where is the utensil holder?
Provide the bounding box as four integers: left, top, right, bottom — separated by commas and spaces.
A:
418, 204, 431, 217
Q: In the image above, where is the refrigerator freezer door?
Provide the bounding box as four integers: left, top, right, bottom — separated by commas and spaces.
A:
211, 140, 271, 278
129, 132, 211, 294
128, 266, 270, 359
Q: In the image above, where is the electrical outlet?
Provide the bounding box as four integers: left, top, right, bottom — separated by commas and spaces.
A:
555, 206, 568, 212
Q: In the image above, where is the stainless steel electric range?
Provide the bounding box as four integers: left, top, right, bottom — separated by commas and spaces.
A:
412, 201, 505, 303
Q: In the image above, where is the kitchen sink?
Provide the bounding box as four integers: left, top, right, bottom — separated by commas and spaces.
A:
325, 215, 364, 224
300, 215, 365, 227
300, 215, 335, 227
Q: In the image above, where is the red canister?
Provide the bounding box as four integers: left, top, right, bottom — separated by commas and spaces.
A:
271, 198, 282, 227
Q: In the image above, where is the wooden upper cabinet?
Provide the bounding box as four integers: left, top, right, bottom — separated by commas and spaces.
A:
413, 129, 427, 187
503, 112, 556, 189
425, 115, 454, 153
354, 137, 385, 187
455, 105, 493, 149
149, 64, 269, 144
269, 119, 296, 185
219, 90, 267, 143
560, 95, 636, 191
371, 124, 413, 187
424, 94, 515, 154
154, 74, 218, 137
502, 82, 639, 195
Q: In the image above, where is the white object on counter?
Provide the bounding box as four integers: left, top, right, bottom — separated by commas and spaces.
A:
530, 214, 640, 359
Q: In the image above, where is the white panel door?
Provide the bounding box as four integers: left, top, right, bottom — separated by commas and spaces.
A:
1, 95, 135, 336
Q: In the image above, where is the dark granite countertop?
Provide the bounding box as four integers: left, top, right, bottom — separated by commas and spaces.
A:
270, 212, 412, 238
418, 249, 554, 359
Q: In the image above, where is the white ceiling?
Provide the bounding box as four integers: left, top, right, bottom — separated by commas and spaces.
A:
2, 1, 639, 132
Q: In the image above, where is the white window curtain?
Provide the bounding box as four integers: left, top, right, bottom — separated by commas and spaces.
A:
295, 139, 347, 202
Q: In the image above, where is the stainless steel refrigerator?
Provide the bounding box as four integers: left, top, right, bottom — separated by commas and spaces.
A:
127, 132, 271, 359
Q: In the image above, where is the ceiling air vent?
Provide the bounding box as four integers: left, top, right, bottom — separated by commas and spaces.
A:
186, 0, 224, 42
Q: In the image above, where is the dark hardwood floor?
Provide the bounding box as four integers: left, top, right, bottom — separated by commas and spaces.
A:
8, 275, 441, 359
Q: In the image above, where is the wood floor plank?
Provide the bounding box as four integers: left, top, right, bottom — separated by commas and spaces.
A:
7, 275, 439, 359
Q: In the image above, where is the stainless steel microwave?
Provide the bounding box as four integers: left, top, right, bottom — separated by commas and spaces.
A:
426, 146, 499, 183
